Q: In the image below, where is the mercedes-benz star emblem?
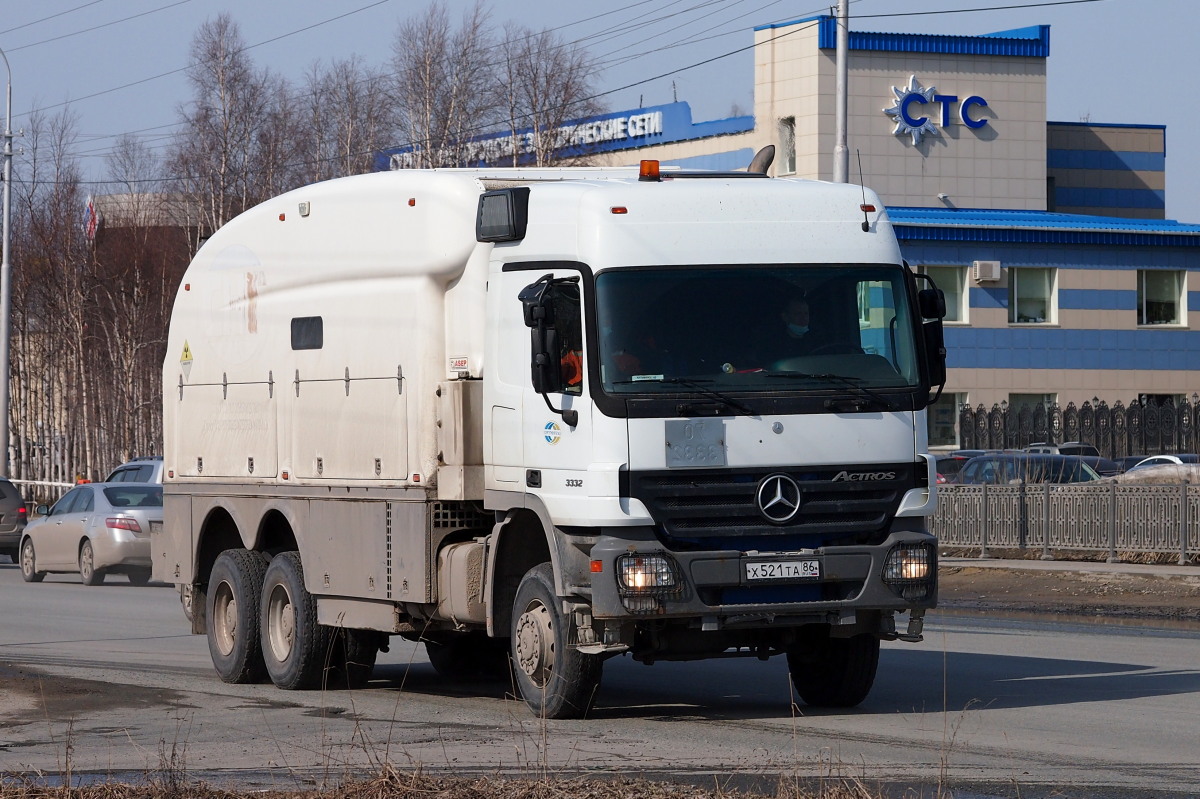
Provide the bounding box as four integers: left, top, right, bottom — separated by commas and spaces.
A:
756, 473, 802, 524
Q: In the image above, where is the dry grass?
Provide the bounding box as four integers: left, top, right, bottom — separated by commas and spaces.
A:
0, 767, 897, 799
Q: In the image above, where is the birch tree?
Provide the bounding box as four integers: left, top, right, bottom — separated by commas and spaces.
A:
390, 1, 498, 168
498, 24, 601, 166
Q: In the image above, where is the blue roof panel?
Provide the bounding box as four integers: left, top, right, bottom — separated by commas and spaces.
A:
888, 207, 1200, 247
758, 16, 1052, 57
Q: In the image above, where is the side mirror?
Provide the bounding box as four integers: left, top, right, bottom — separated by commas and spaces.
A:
918, 288, 946, 320
923, 318, 947, 388
518, 274, 565, 395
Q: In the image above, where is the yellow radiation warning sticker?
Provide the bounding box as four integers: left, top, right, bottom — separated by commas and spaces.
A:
180, 340, 193, 364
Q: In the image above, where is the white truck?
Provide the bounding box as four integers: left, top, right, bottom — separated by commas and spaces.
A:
154, 153, 947, 718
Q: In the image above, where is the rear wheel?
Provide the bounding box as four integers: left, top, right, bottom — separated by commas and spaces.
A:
510, 563, 602, 719
20, 538, 44, 583
207, 549, 269, 683
79, 540, 105, 586
261, 551, 331, 690
127, 569, 152, 586
787, 630, 880, 708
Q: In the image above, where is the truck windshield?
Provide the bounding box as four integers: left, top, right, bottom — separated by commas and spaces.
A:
595, 264, 922, 395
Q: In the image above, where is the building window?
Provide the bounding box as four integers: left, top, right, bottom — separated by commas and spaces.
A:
1008, 267, 1055, 324
927, 392, 964, 448
1137, 269, 1184, 326
920, 265, 966, 323
778, 117, 796, 175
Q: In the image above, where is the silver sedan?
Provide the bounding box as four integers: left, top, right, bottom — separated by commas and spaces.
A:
19, 482, 162, 585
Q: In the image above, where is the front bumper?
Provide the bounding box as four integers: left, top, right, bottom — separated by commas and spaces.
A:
589, 528, 936, 625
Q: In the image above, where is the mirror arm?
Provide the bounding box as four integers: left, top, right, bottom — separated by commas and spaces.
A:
542, 391, 578, 427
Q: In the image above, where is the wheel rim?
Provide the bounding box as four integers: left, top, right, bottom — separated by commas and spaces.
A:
266, 582, 295, 663
211, 580, 238, 657
514, 599, 555, 687
80, 543, 94, 581
21, 541, 34, 576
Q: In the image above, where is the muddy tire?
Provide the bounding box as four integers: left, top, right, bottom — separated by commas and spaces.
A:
787, 631, 879, 708
20, 538, 44, 583
207, 549, 269, 684
79, 540, 105, 586
510, 563, 602, 719
260, 551, 331, 690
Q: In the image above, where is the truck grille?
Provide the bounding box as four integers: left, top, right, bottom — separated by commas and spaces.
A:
623, 464, 918, 545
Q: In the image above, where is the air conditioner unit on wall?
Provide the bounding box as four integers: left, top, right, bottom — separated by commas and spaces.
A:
972, 260, 1002, 282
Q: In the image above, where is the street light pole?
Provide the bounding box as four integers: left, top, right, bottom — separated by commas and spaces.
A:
0, 48, 12, 477
833, 0, 849, 183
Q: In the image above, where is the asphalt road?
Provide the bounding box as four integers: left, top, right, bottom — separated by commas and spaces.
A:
2, 562, 1199, 798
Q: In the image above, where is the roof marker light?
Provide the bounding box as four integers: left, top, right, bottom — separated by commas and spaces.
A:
611, 206, 628, 215
860, 204, 876, 213
408, 198, 416, 207
278, 213, 286, 221
639, 160, 661, 182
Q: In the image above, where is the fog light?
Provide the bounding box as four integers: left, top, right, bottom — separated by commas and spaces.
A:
882, 543, 935, 601
617, 553, 679, 595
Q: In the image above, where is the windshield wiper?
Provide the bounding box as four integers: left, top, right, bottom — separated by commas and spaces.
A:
613, 375, 757, 416
765, 371, 895, 411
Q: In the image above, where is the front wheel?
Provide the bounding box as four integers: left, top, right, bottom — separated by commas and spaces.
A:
787, 631, 880, 708
20, 538, 44, 583
260, 551, 331, 690
207, 549, 269, 683
510, 563, 602, 719
79, 540, 105, 586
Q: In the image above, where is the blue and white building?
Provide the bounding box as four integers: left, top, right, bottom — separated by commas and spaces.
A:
379, 15, 1200, 448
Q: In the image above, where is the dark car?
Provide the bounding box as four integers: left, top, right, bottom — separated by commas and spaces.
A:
1114, 455, 1151, 473
933, 453, 971, 484
1077, 455, 1121, 477
957, 453, 1101, 485
0, 477, 28, 561
1025, 441, 1101, 457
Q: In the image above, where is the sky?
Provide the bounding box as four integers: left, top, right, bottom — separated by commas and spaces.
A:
4, 0, 1198, 220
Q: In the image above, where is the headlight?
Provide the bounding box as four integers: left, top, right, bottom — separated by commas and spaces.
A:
617, 553, 679, 594
882, 543, 936, 601
614, 553, 684, 614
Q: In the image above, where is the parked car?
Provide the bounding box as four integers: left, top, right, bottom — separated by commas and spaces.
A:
956, 453, 1101, 485
1114, 455, 1151, 473
1127, 453, 1200, 471
1025, 441, 1101, 457
1077, 455, 1122, 477
933, 453, 972, 484
19, 482, 162, 585
104, 455, 163, 483
0, 477, 28, 562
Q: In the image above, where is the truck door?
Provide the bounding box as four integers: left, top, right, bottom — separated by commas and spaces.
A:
488, 267, 596, 520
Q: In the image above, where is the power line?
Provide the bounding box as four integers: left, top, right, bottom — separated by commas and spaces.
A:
0, 0, 111, 37
14, 0, 397, 122
23, 0, 1112, 184
5, 0, 194, 54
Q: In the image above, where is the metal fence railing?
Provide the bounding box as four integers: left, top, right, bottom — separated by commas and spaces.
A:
932, 483, 1200, 564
